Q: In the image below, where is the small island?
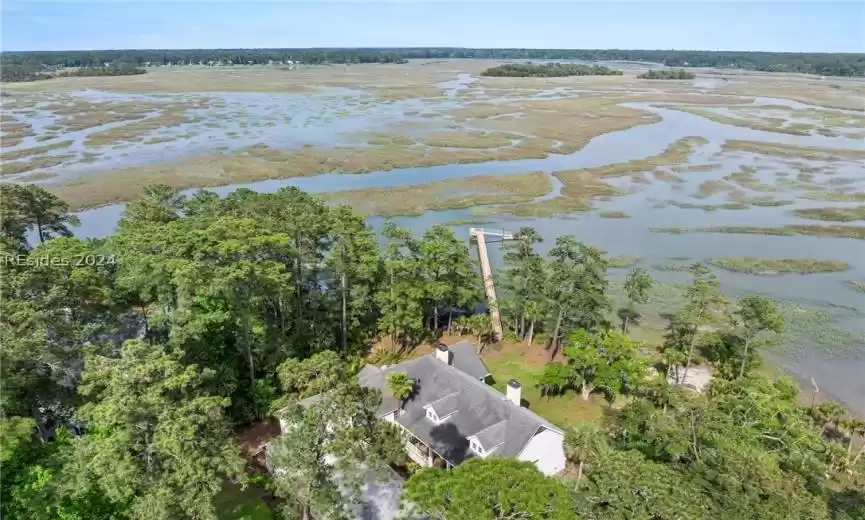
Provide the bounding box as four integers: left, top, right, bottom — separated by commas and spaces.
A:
481, 62, 623, 77
638, 69, 696, 80
709, 256, 850, 275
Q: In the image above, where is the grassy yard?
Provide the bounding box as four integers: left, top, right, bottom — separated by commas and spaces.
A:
480, 343, 608, 429
215, 481, 274, 520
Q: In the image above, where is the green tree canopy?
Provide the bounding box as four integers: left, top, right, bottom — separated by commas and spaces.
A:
402, 457, 575, 520
65, 340, 245, 520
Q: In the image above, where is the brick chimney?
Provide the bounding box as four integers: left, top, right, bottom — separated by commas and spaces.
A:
435, 344, 452, 365
506, 379, 522, 406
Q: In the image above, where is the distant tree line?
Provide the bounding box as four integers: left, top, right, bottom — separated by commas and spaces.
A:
1, 62, 146, 82
639, 69, 697, 80
1, 47, 863, 76
61, 63, 146, 77
481, 62, 623, 77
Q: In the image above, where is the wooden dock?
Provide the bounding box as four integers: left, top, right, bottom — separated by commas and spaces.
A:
469, 228, 513, 340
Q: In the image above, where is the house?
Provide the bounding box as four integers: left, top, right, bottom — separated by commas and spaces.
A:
344, 341, 566, 476
266, 341, 565, 518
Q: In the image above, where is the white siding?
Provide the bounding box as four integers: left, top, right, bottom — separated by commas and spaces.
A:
517, 428, 566, 475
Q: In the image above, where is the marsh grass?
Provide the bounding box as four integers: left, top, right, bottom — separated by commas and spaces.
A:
365, 133, 415, 146
13, 171, 58, 182
671, 163, 721, 173
653, 170, 684, 184
793, 206, 865, 222
735, 195, 794, 207
670, 201, 750, 211
651, 224, 865, 240
717, 79, 865, 111
846, 281, 865, 293
488, 137, 707, 217
0, 140, 74, 161
695, 180, 732, 198
464, 98, 663, 154
599, 211, 631, 218
2, 153, 78, 175
801, 191, 865, 202
84, 106, 196, 146
422, 130, 516, 149
670, 106, 812, 135
651, 263, 693, 272
721, 140, 865, 161
608, 255, 640, 268
320, 172, 552, 216
443, 217, 494, 226
0, 119, 35, 147
775, 302, 864, 358
708, 256, 850, 275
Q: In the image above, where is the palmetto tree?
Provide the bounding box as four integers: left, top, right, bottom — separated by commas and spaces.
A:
387, 371, 416, 416
564, 422, 608, 483
840, 417, 865, 467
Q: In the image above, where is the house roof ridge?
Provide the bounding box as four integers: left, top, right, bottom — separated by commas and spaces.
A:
417, 352, 562, 435
425, 390, 460, 407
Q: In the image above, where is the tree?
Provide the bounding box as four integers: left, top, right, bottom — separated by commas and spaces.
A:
327, 205, 381, 356
116, 216, 293, 400
543, 237, 609, 360
1, 237, 116, 437
417, 225, 479, 333
1, 418, 123, 520
573, 450, 713, 519
277, 350, 349, 399
621, 267, 652, 333
387, 371, 415, 414
842, 418, 865, 468
464, 313, 495, 353
564, 422, 609, 483
539, 329, 646, 401
118, 183, 185, 229
677, 263, 723, 386
376, 221, 424, 351
1, 183, 80, 246
501, 226, 545, 341
65, 340, 245, 520
616, 376, 839, 519
731, 295, 783, 379
401, 457, 574, 520
270, 382, 404, 520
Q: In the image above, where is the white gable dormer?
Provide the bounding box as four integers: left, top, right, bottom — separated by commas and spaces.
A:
423, 403, 456, 425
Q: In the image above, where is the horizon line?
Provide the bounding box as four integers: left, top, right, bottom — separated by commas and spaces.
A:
4, 46, 864, 55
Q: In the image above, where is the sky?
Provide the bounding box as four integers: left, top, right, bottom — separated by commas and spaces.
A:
2, 1, 863, 53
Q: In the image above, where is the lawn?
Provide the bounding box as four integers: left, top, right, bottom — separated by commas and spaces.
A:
480, 343, 608, 429
215, 481, 274, 520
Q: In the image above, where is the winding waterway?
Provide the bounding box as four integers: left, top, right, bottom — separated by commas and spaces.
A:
11, 77, 865, 415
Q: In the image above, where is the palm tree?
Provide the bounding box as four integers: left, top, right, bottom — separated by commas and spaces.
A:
812, 402, 846, 438
843, 418, 865, 467
467, 314, 495, 353
564, 422, 608, 483
387, 372, 415, 416
523, 300, 540, 346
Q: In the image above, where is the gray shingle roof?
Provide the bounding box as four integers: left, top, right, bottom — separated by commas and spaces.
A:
448, 341, 491, 380
474, 420, 508, 451
359, 353, 559, 466
426, 392, 460, 418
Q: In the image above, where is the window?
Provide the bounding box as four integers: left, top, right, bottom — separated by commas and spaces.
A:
425, 407, 439, 423
469, 438, 484, 455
